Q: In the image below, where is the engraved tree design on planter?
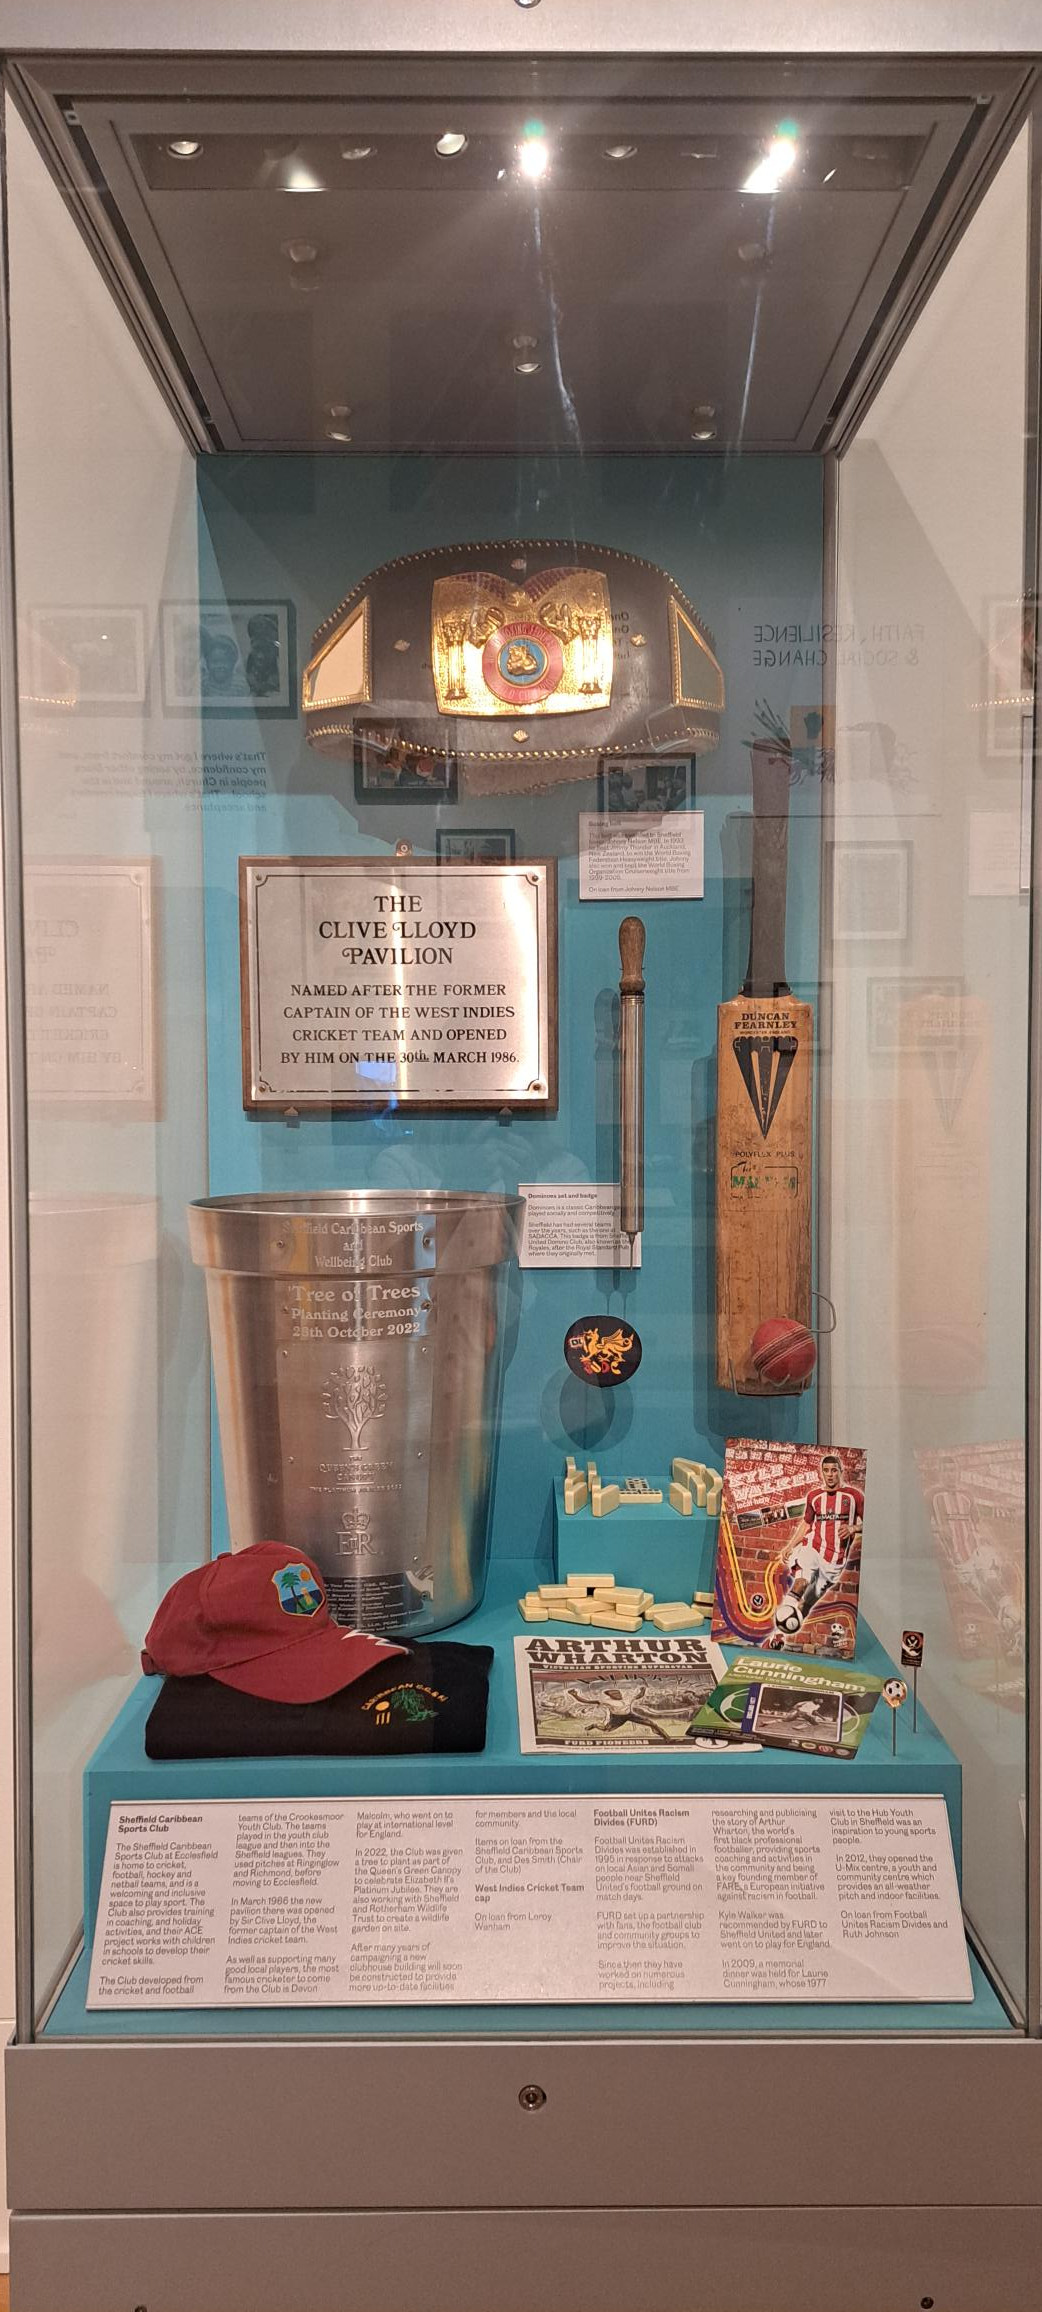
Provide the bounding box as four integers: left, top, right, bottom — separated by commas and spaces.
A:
322, 1362, 388, 1448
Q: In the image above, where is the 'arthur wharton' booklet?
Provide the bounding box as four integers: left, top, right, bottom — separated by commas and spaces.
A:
514, 1632, 727, 1753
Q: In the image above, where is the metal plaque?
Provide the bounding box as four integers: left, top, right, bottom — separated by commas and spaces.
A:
240, 855, 557, 1111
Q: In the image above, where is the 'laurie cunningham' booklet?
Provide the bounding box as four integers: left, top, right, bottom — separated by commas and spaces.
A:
691, 1654, 884, 1760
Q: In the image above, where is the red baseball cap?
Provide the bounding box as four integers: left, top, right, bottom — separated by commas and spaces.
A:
141, 1543, 407, 1704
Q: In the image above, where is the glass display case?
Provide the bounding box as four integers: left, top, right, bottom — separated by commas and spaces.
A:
2, 9, 1041, 2307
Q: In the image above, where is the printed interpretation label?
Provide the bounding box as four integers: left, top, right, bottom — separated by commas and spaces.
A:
25, 861, 155, 1105
241, 857, 555, 1109
578, 812, 703, 901
87, 1794, 971, 2009
518, 1181, 640, 1270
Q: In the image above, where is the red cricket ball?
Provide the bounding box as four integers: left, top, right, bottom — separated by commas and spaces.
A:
750, 1316, 816, 1389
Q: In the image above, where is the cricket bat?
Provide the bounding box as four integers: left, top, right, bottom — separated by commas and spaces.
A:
715, 739, 812, 1391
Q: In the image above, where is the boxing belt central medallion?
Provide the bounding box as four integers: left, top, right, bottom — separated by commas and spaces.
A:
431, 565, 612, 718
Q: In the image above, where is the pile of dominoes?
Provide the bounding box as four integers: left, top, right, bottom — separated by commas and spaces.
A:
518, 1574, 717, 1631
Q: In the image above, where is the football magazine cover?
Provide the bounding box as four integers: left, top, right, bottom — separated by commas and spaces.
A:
712, 1439, 866, 1661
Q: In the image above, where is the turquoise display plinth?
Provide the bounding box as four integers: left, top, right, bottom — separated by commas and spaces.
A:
553, 1478, 718, 1598
45, 1554, 1001, 2043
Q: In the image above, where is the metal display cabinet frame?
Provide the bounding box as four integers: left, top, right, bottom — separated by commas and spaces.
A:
2, 6, 1042, 2307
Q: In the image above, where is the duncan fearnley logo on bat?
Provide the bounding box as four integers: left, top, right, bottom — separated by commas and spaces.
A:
732, 1031, 799, 1139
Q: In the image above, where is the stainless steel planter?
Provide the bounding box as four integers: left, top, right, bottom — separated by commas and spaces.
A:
188, 1190, 524, 1636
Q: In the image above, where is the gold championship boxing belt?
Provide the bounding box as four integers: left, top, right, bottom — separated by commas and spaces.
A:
302, 538, 723, 794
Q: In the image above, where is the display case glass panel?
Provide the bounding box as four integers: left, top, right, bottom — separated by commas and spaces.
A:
1, 45, 1037, 2051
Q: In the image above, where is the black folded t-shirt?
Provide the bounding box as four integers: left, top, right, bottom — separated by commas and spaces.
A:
144, 1642, 494, 1760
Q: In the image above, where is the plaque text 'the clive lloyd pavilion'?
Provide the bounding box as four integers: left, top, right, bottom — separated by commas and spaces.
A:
240, 857, 557, 1112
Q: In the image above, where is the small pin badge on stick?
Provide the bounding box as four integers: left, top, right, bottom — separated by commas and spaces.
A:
882, 1676, 908, 1756
900, 1630, 924, 1731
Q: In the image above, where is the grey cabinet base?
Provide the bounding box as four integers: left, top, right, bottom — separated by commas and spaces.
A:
11, 2205, 1042, 2312
8, 2035, 1042, 2309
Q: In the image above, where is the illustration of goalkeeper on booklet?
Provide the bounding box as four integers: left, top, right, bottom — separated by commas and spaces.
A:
711, 1440, 866, 1661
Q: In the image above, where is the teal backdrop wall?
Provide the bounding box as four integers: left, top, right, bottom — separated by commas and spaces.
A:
196, 452, 824, 1563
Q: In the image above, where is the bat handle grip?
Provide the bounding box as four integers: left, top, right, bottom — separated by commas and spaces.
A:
744, 740, 793, 998
619, 917, 646, 1248
619, 914, 646, 996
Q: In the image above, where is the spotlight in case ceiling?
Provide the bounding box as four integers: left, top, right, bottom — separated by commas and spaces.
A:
822, 167, 837, 184
435, 131, 469, 157
341, 143, 374, 162
512, 332, 541, 375
326, 403, 353, 441
690, 403, 717, 442
604, 143, 637, 161
518, 125, 550, 183
280, 156, 326, 193
166, 138, 202, 158
742, 127, 799, 196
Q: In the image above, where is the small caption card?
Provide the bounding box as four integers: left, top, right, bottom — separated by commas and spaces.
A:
518, 1181, 640, 1270
578, 811, 704, 902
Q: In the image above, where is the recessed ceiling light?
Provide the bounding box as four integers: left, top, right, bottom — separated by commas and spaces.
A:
519, 132, 550, 183
690, 402, 717, 441
435, 132, 469, 157
822, 167, 836, 184
341, 143, 374, 162
281, 157, 325, 193
743, 133, 799, 196
326, 423, 353, 442
514, 357, 541, 375
166, 138, 202, 159
283, 239, 319, 263
604, 143, 637, 161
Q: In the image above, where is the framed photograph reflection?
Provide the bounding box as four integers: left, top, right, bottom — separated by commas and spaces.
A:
354, 731, 458, 804
867, 976, 965, 1057
598, 756, 693, 814
26, 606, 147, 711
436, 828, 516, 863
161, 599, 296, 716
829, 839, 911, 943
